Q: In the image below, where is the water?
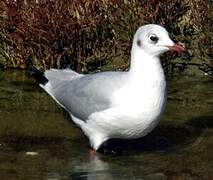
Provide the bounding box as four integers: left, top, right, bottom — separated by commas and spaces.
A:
0, 70, 212, 179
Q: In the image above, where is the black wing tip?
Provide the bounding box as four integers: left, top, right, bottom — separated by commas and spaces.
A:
27, 55, 49, 85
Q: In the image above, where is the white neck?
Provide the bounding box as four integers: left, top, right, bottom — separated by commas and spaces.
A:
126, 47, 167, 117
128, 48, 165, 84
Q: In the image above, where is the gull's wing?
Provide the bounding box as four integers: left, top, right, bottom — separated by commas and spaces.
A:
44, 68, 83, 86
47, 71, 127, 121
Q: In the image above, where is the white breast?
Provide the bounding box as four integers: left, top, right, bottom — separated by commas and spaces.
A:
110, 79, 166, 137
86, 76, 167, 140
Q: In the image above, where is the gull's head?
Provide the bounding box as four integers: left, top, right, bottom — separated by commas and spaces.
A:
132, 24, 185, 57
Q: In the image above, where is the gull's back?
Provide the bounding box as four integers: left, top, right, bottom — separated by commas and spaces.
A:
44, 69, 128, 121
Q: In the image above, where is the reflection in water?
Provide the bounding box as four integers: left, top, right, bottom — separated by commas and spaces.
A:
68, 155, 112, 180
0, 71, 212, 179
47, 152, 166, 180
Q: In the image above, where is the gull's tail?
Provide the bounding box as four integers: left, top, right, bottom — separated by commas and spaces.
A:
27, 55, 49, 85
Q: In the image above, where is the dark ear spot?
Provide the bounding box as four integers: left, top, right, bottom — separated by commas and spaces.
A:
137, 40, 141, 47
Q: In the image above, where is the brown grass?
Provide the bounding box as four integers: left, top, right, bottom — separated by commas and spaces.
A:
1, 0, 211, 74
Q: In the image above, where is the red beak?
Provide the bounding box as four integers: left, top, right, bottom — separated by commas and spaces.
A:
166, 44, 186, 53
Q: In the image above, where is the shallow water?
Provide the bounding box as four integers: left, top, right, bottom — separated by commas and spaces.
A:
0, 70, 212, 179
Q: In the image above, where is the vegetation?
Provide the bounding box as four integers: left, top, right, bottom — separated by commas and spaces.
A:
0, 0, 212, 75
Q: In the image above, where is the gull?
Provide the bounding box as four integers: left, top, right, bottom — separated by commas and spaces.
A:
29, 24, 185, 152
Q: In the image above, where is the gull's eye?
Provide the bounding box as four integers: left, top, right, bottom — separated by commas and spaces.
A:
137, 40, 141, 47
149, 34, 159, 44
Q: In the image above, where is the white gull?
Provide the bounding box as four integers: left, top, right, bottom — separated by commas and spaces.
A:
31, 24, 185, 151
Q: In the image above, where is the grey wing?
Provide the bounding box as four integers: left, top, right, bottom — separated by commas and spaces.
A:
44, 68, 83, 87
52, 71, 126, 121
